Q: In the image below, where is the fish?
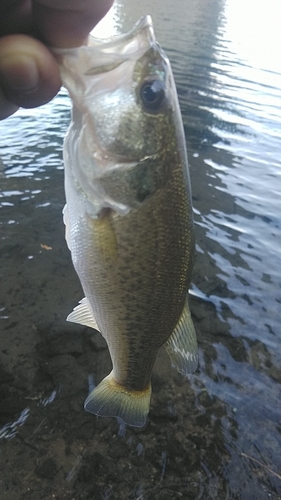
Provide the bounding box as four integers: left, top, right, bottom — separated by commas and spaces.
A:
56, 15, 198, 428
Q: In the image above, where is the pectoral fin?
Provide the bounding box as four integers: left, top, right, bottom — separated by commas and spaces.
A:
164, 301, 198, 374
67, 297, 100, 331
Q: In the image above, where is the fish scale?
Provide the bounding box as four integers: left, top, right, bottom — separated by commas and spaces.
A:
55, 15, 198, 427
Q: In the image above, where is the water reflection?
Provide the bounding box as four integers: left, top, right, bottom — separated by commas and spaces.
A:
0, 92, 70, 178
0, 407, 30, 440
0, 0, 281, 498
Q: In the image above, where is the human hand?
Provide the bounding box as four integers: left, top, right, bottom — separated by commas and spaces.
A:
0, 0, 114, 119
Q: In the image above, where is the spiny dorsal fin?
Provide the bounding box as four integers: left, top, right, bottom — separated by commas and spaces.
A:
67, 297, 100, 331
164, 300, 198, 374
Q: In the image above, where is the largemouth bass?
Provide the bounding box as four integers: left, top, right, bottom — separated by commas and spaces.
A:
56, 16, 198, 427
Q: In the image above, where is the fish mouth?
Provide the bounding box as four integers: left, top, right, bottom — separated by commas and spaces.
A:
87, 15, 155, 54
56, 16, 157, 84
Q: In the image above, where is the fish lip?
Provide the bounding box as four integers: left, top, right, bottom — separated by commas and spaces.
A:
88, 15, 155, 48
54, 15, 155, 62
55, 16, 158, 87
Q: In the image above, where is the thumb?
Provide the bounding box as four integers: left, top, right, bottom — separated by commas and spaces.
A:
33, 0, 114, 48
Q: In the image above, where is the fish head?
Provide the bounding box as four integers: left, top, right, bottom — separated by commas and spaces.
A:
86, 49, 169, 160
58, 16, 186, 214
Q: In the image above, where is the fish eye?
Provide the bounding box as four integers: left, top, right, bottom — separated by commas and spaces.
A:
140, 80, 165, 112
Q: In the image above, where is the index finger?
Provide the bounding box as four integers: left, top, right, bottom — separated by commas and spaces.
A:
33, 0, 114, 47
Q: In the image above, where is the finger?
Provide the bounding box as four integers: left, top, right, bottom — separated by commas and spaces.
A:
0, 35, 61, 110
0, 0, 31, 36
0, 86, 19, 120
33, 0, 114, 47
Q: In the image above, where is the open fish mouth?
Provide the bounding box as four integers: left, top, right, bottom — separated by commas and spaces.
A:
55, 16, 158, 94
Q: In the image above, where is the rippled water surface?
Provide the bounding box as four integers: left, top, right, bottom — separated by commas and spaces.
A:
0, 0, 280, 499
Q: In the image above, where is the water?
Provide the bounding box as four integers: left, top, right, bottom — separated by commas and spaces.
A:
0, 0, 280, 498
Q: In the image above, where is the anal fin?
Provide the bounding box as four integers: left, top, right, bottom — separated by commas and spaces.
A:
67, 297, 100, 331
164, 300, 198, 375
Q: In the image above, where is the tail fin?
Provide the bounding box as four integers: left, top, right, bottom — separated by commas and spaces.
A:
84, 372, 151, 428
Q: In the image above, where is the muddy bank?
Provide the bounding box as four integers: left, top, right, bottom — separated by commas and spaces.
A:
1, 289, 280, 500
